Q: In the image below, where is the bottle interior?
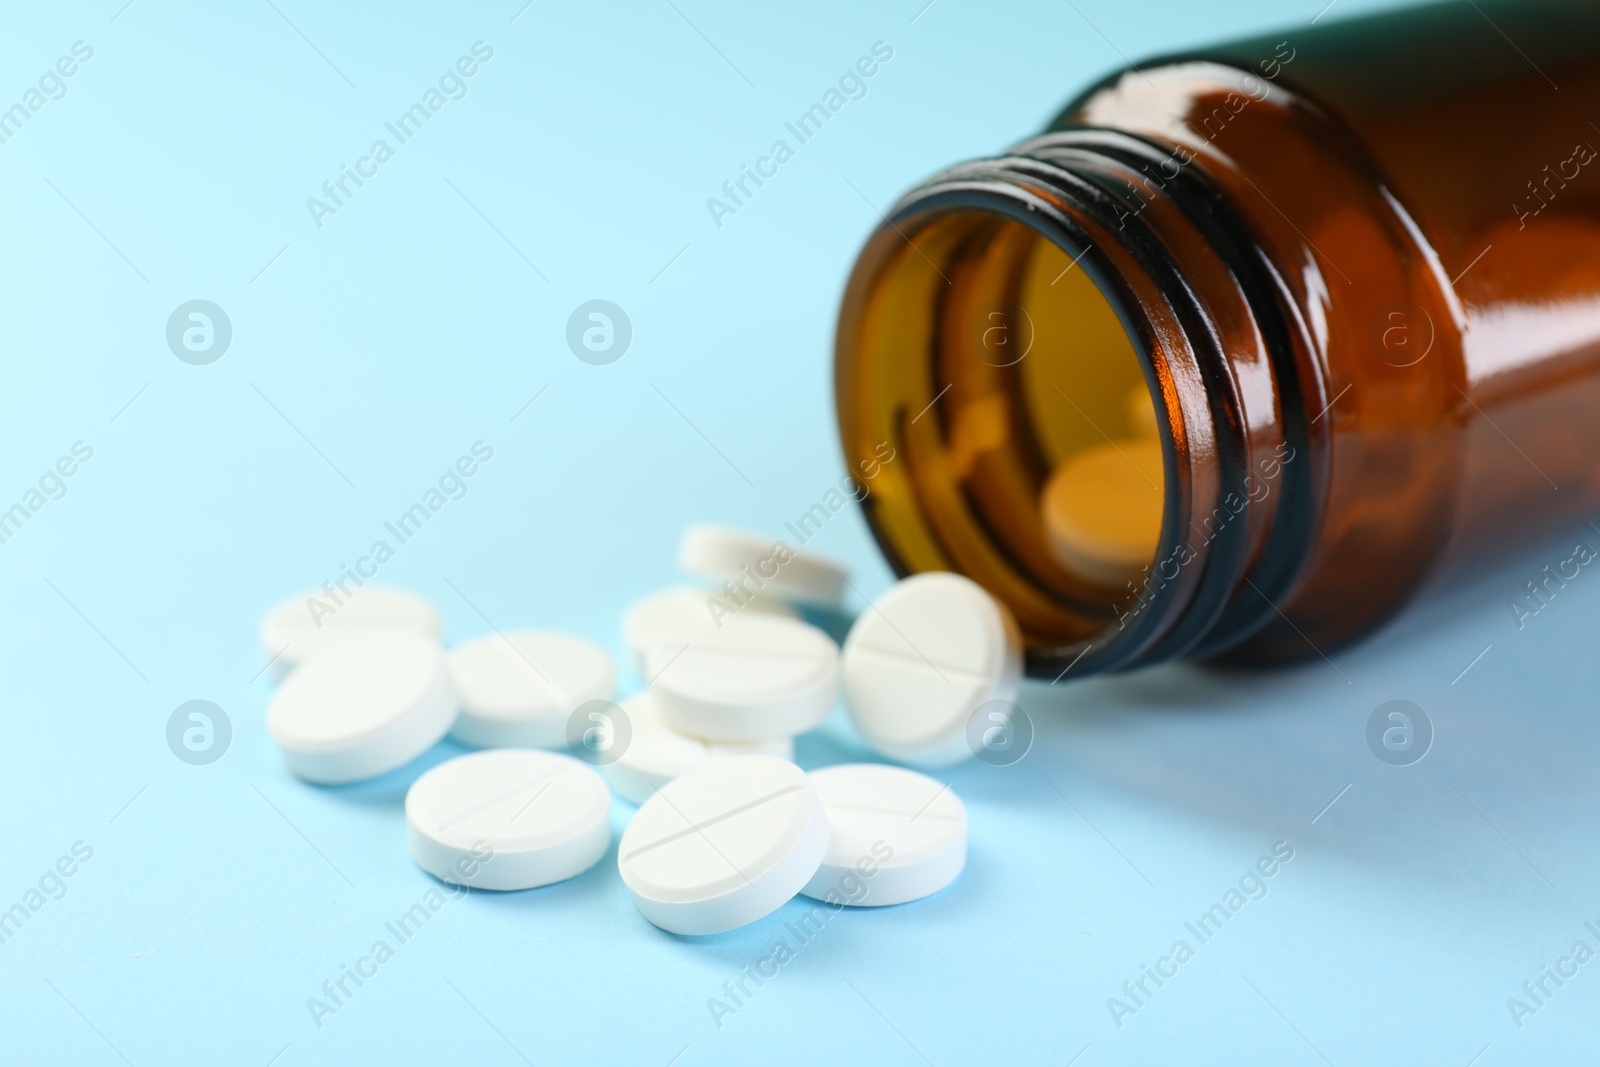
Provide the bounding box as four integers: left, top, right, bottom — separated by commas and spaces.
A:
843, 209, 1167, 648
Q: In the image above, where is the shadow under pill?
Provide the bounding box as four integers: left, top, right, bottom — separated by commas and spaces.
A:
300, 738, 474, 810
798, 603, 856, 645
447, 834, 622, 913
792, 725, 875, 770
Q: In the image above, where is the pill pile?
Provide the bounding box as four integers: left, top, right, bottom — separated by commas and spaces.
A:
261, 524, 1021, 935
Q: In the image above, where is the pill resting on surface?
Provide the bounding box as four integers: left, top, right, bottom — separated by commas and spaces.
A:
842, 572, 1022, 768
677, 523, 849, 606
801, 763, 967, 907
447, 630, 615, 749
406, 748, 611, 891
647, 612, 838, 743
621, 586, 796, 680
618, 755, 828, 935
601, 691, 793, 805
259, 585, 440, 674
266, 634, 457, 784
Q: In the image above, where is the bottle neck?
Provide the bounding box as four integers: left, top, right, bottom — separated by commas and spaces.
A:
834, 130, 1320, 679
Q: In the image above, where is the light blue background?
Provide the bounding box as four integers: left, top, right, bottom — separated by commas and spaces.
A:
0, 1, 1592, 1064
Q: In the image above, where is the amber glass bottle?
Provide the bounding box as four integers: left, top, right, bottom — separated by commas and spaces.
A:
834, 0, 1600, 678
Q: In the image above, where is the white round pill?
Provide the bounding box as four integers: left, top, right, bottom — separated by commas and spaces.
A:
266, 634, 457, 784
602, 692, 794, 805
406, 749, 611, 891
800, 764, 967, 907
677, 524, 848, 606
447, 631, 615, 749
842, 573, 1022, 768
647, 613, 838, 742
259, 586, 440, 673
618, 755, 828, 935
621, 587, 796, 679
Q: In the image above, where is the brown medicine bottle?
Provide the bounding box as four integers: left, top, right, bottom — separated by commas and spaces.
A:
834, 0, 1600, 679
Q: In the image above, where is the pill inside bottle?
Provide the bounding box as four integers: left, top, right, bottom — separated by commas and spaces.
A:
872, 229, 1169, 606
1040, 433, 1164, 588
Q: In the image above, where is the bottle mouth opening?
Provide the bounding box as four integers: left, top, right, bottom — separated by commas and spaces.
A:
838, 135, 1319, 678
835, 188, 1188, 673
